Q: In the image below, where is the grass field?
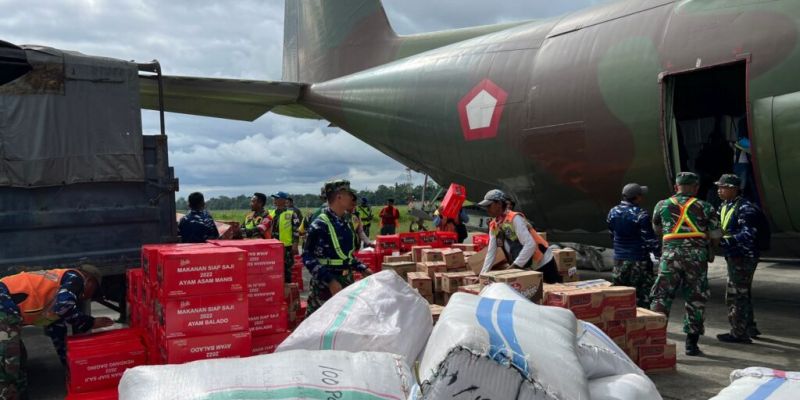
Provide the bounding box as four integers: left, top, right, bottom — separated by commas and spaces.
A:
208, 205, 423, 239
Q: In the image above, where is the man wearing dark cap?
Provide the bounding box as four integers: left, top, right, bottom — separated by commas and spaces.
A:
0, 265, 114, 397
715, 174, 763, 344
241, 192, 270, 239
650, 172, 721, 356
303, 180, 372, 315
607, 183, 661, 308
270, 191, 301, 283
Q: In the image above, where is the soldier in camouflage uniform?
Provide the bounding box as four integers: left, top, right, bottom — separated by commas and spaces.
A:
303, 180, 372, 316
715, 174, 762, 344
607, 183, 661, 308
241, 192, 270, 239
650, 172, 722, 356
0, 265, 113, 398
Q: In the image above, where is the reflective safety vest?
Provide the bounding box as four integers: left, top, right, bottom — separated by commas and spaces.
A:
489, 211, 549, 267
356, 205, 373, 225
269, 209, 295, 247
720, 200, 739, 238
317, 213, 356, 267
662, 196, 707, 241
0, 269, 72, 326
243, 210, 265, 230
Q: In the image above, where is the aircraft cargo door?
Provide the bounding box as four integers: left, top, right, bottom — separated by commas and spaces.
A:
771, 92, 800, 230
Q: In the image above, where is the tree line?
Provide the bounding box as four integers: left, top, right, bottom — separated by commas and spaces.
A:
176, 182, 443, 210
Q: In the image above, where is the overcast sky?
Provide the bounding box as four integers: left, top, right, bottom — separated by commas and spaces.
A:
1, 0, 603, 197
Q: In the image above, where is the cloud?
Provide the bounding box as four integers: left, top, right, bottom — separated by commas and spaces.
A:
2, 0, 603, 197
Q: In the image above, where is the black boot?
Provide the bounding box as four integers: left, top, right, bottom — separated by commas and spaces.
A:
717, 333, 752, 344
685, 333, 703, 356
748, 327, 762, 339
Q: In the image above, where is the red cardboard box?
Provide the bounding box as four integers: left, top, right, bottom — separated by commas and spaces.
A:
67, 331, 146, 393
472, 234, 490, 252
160, 331, 251, 364
440, 183, 466, 220
155, 292, 249, 339
354, 250, 379, 273
248, 272, 285, 308
141, 243, 212, 284
625, 308, 668, 350
208, 239, 285, 275
376, 235, 401, 255
399, 232, 421, 251
599, 320, 627, 350
249, 303, 289, 336
418, 231, 438, 247
544, 285, 636, 323
637, 343, 677, 373
251, 331, 291, 355
156, 247, 247, 298
65, 389, 118, 400
436, 231, 458, 248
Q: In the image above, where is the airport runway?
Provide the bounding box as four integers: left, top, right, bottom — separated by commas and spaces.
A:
25, 258, 800, 399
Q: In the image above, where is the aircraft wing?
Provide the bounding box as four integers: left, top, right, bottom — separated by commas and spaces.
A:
139, 75, 321, 121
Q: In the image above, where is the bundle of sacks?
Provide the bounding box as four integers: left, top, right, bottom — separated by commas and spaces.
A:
119, 271, 661, 399
710, 367, 799, 400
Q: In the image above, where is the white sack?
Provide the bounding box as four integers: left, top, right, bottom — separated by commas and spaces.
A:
419, 292, 589, 400
710, 367, 800, 400
119, 350, 413, 400
588, 374, 662, 400
577, 321, 643, 379
277, 271, 432, 365
481, 283, 643, 380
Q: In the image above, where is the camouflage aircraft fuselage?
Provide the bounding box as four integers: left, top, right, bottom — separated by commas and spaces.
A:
297, 0, 800, 255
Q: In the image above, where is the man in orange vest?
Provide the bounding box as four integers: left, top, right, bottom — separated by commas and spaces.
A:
650, 172, 721, 356
478, 189, 561, 283
0, 265, 113, 398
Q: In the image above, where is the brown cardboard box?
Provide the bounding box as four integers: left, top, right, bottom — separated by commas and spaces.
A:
412, 246, 433, 263
552, 248, 577, 272
479, 268, 522, 286
544, 284, 636, 323
625, 308, 668, 351
636, 342, 676, 373
384, 254, 413, 263
463, 251, 477, 260
458, 284, 482, 295
417, 261, 447, 280
495, 270, 544, 303
442, 271, 477, 293
559, 268, 580, 282
422, 249, 445, 263
441, 249, 466, 269
452, 243, 476, 252
598, 320, 627, 350
433, 272, 445, 293
430, 304, 444, 324
467, 246, 507, 274
464, 276, 481, 285
382, 261, 417, 280
407, 272, 433, 297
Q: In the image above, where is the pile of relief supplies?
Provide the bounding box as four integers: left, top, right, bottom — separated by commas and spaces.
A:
84, 270, 796, 399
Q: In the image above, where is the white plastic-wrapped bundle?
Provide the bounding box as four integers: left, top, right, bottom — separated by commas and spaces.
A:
710, 367, 800, 400
480, 283, 642, 380
119, 350, 413, 400
588, 374, 662, 400
277, 271, 432, 365
419, 292, 589, 400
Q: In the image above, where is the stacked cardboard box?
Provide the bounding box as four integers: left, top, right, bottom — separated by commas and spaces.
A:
291, 254, 304, 291
209, 239, 288, 357
399, 232, 421, 252
412, 245, 433, 263
407, 271, 434, 303
435, 231, 458, 247
543, 279, 675, 372
355, 249, 380, 273
376, 235, 401, 256
66, 328, 147, 397
418, 231, 439, 248
478, 269, 544, 303
472, 233, 490, 252
552, 248, 580, 282
382, 261, 417, 280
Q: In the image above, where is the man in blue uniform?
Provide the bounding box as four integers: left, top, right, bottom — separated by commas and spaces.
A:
178, 192, 220, 243
303, 180, 372, 315
607, 183, 661, 307
715, 174, 762, 344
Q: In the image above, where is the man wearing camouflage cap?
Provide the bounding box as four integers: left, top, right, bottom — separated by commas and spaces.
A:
303, 180, 373, 315
650, 172, 722, 356
715, 173, 763, 344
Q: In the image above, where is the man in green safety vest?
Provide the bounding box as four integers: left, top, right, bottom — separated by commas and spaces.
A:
241, 192, 269, 239
303, 180, 372, 315
270, 191, 301, 283
355, 198, 374, 237
650, 172, 721, 356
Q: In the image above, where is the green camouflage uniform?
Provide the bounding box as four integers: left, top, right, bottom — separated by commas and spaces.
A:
650, 190, 721, 335
0, 293, 25, 399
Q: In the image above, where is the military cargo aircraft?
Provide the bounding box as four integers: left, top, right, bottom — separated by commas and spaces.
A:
8, 0, 800, 255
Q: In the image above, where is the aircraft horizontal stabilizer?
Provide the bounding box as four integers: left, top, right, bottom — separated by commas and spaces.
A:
139, 75, 317, 121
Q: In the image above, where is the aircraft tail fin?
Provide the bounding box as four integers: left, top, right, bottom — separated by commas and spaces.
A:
282, 0, 397, 83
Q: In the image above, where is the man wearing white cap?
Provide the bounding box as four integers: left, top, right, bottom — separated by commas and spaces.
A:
478, 189, 560, 283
